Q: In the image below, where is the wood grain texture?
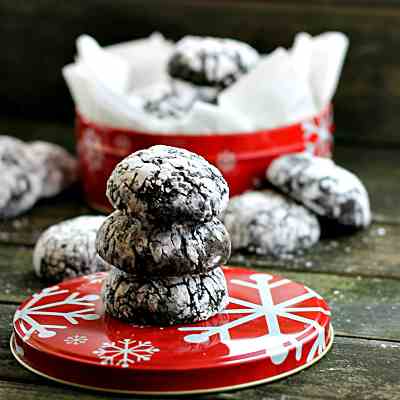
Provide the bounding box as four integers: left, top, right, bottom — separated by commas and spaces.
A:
334, 147, 400, 224
0, 221, 399, 297
0, 186, 92, 246
0, 118, 75, 152
2, 1, 400, 145
232, 222, 400, 279
0, 380, 333, 400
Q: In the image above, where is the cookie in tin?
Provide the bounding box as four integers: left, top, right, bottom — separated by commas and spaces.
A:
168, 36, 260, 90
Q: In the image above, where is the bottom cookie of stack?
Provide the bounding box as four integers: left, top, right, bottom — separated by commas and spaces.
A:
102, 266, 228, 326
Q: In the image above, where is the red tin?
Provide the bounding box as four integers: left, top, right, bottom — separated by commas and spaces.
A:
11, 267, 333, 395
75, 106, 334, 212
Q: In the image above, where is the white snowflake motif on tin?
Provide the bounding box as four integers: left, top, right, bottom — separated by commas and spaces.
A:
13, 286, 100, 341
93, 339, 160, 368
179, 273, 330, 365
113, 134, 132, 153
78, 128, 104, 172
302, 110, 333, 154
64, 334, 88, 345
216, 150, 237, 173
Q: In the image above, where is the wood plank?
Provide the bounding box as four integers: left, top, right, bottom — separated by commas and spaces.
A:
1, 223, 399, 299
334, 147, 400, 223
0, 187, 93, 246
0, 380, 325, 400
1, 263, 399, 341
232, 222, 400, 279
2, 1, 400, 145
0, 334, 399, 400
280, 270, 400, 341
0, 118, 74, 152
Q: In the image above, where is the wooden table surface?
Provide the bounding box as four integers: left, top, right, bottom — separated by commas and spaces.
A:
0, 123, 399, 399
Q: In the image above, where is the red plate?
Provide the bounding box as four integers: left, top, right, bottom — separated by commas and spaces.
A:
11, 267, 333, 395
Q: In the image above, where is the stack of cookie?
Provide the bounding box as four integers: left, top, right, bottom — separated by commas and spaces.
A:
97, 145, 231, 326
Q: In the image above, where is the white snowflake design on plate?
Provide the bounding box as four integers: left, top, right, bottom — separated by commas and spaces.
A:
93, 339, 160, 368
179, 273, 330, 365
78, 128, 104, 172
84, 272, 107, 285
64, 334, 88, 345
13, 286, 100, 341
302, 110, 333, 154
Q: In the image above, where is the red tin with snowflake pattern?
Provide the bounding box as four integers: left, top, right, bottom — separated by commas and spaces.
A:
11, 267, 333, 395
75, 106, 334, 212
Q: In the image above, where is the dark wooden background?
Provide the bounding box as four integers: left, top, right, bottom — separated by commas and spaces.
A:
2, 0, 400, 146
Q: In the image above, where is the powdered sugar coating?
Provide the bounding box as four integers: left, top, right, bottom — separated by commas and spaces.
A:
223, 190, 320, 256
107, 145, 229, 222
140, 82, 198, 119
168, 36, 260, 89
133, 80, 217, 120
267, 153, 371, 228
102, 266, 228, 325
0, 136, 43, 218
33, 216, 109, 283
96, 211, 231, 276
30, 141, 78, 198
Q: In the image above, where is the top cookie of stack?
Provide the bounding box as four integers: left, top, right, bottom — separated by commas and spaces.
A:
107, 145, 229, 222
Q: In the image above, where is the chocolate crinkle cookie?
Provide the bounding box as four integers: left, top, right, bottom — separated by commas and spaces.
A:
168, 36, 260, 90
102, 267, 228, 326
267, 153, 371, 228
0, 136, 44, 218
33, 216, 109, 283
107, 145, 229, 222
30, 141, 78, 198
223, 190, 320, 256
96, 211, 231, 276
136, 80, 214, 119
0, 135, 78, 218
142, 89, 195, 119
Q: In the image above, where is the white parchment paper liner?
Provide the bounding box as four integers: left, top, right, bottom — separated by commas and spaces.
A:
63, 32, 348, 134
